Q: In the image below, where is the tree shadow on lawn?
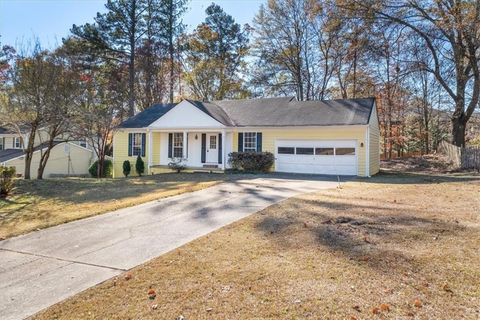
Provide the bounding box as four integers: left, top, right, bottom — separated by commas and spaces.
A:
254, 196, 467, 275
9, 172, 243, 206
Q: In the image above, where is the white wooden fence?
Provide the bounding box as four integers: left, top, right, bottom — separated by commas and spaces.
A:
438, 141, 480, 171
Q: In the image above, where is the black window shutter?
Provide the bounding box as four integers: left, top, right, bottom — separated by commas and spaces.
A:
218, 133, 222, 164
141, 133, 146, 157
168, 133, 173, 158
238, 133, 243, 152
201, 134, 206, 163
128, 133, 132, 156
256, 132, 262, 152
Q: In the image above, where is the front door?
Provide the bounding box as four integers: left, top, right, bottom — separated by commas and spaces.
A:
206, 133, 218, 163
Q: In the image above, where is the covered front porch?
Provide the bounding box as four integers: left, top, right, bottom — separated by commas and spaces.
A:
146, 129, 233, 172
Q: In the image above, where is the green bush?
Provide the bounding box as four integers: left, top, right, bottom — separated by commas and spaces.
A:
88, 159, 113, 178
228, 152, 274, 172
0, 166, 16, 198
123, 160, 131, 177
135, 155, 145, 176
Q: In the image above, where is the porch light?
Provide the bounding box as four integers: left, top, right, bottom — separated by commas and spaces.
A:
195, 134, 198, 140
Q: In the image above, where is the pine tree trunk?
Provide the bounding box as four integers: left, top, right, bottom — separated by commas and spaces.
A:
128, 0, 137, 117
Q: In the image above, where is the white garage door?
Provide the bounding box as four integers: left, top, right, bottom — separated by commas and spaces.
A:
275, 140, 357, 175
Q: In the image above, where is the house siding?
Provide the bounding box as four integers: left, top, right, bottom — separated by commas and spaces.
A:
113, 127, 377, 178
232, 127, 369, 176
369, 105, 380, 176
112, 129, 151, 178
5, 143, 93, 178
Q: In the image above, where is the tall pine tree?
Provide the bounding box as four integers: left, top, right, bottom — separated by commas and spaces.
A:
184, 3, 250, 101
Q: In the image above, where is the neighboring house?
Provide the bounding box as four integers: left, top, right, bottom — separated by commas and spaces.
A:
113, 97, 380, 177
0, 127, 95, 178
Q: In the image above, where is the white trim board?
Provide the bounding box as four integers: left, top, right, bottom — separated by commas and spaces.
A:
148, 100, 226, 129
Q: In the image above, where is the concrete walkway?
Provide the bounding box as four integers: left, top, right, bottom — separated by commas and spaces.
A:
0, 176, 341, 320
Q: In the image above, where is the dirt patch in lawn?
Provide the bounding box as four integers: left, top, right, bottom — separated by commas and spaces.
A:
0, 173, 250, 239
32, 172, 480, 320
381, 154, 460, 174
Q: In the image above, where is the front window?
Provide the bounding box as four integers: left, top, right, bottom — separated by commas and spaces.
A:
132, 133, 143, 156
173, 133, 183, 158
244, 132, 257, 152
14, 137, 23, 149
0, 138, 4, 150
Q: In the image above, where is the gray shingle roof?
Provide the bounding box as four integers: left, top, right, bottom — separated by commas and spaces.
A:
118, 97, 375, 128
0, 149, 24, 162
0, 127, 15, 134
0, 142, 63, 163
186, 99, 235, 126
119, 103, 176, 128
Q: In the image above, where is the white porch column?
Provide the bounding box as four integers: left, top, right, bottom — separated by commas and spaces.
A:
147, 129, 152, 173
183, 131, 187, 159
221, 129, 226, 170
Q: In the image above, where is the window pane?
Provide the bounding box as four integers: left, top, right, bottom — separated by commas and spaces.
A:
173, 133, 183, 147
336, 147, 355, 155
296, 147, 314, 155
132, 133, 142, 156
315, 148, 334, 155
173, 147, 183, 158
210, 135, 217, 149
278, 147, 295, 154
243, 132, 257, 152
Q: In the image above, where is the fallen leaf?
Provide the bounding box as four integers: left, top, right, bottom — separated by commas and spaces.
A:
380, 303, 390, 312
371, 307, 380, 314
443, 284, 453, 294
413, 299, 422, 308
352, 305, 361, 312
124, 274, 132, 281
148, 289, 156, 300
151, 304, 158, 310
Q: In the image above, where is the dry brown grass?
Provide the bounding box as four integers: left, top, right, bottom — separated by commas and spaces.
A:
32, 172, 480, 320
0, 173, 238, 239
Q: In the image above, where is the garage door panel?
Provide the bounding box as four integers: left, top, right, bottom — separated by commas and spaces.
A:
275, 139, 357, 176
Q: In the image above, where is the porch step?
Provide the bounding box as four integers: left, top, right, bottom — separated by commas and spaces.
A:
203, 164, 219, 169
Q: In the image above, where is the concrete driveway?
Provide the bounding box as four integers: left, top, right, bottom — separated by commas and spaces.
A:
0, 175, 344, 320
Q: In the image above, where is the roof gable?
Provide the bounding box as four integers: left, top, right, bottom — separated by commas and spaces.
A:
148, 100, 226, 129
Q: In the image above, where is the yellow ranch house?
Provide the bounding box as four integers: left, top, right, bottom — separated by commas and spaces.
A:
113, 97, 380, 177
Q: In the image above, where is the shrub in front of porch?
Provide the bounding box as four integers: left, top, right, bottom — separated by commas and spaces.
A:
228, 152, 274, 173
123, 160, 131, 177
168, 158, 187, 173
136, 156, 145, 176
